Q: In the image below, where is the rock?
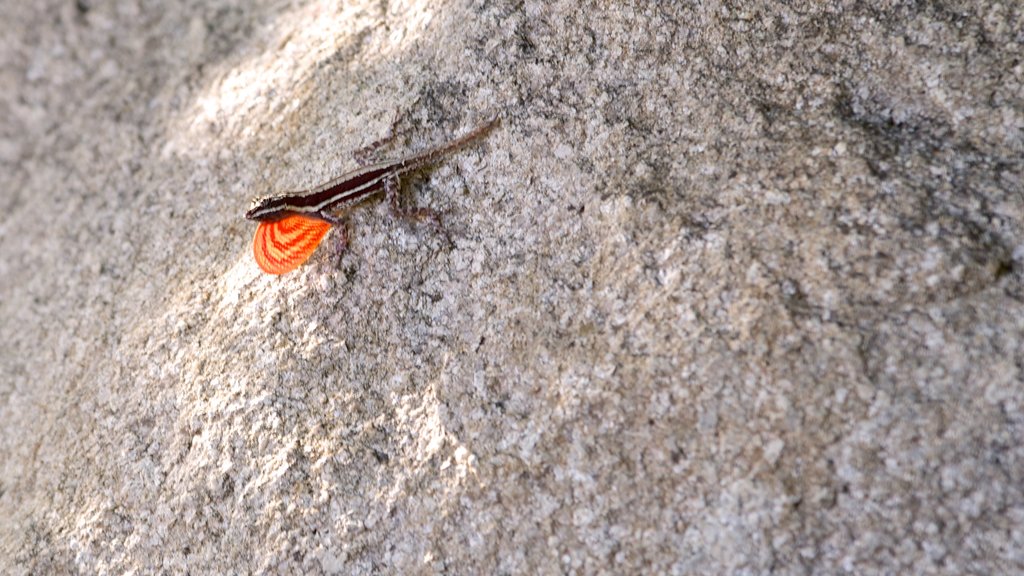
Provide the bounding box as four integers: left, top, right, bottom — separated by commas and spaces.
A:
1, 1, 1021, 573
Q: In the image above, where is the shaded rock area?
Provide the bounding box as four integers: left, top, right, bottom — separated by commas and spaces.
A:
1, 0, 1021, 573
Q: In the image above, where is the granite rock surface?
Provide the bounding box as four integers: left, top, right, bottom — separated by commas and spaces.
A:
1, 1, 1022, 574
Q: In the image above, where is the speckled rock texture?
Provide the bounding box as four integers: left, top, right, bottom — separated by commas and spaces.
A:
1, 0, 1022, 574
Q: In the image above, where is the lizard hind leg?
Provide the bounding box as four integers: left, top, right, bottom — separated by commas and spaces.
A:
385, 176, 442, 228
353, 103, 420, 166
384, 176, 452, 248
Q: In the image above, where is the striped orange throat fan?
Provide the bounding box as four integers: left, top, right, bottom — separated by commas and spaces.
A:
245, 117, 498, 275
253, 214, 332, 275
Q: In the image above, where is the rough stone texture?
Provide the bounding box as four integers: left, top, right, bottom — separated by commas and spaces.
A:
1, 0, 1022, 574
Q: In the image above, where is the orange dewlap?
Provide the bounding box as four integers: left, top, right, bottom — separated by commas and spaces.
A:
253, 214, 332, 275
